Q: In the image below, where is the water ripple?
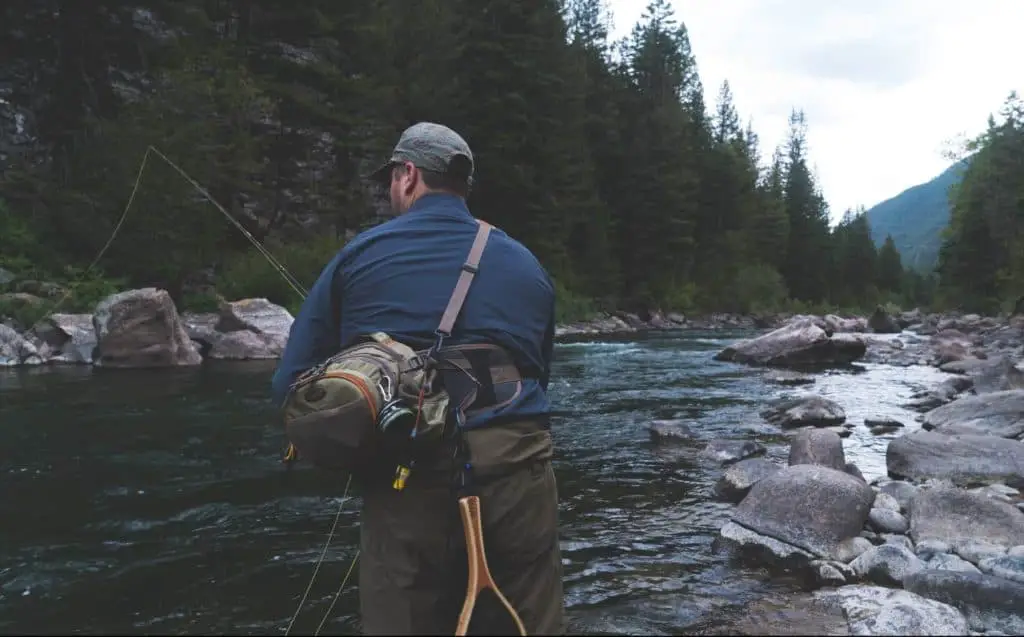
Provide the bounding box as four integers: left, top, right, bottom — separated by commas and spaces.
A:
0, 330, 950, 634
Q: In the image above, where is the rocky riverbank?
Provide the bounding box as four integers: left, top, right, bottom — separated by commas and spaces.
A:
0, 287, 769, 367
5, 284, 1019, 371
680, 320, 1024, 636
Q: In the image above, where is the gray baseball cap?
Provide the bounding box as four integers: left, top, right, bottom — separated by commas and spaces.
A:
368, 122, 475, 186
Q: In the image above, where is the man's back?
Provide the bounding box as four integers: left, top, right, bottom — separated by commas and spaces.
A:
271, 192, 556, 429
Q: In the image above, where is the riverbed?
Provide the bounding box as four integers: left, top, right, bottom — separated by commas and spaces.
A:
0, 329, 953, 634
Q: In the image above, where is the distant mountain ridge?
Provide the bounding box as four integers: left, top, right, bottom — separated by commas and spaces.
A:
863, 160, 969, 273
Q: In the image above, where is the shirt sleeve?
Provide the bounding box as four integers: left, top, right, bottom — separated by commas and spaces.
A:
270, 251, 345, 407
539, 287, 556, 392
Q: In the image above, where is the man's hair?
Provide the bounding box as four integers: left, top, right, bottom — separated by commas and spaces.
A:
394, 163, 470, 198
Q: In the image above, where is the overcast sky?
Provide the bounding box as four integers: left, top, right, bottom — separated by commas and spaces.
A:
605, 0, 1022, 222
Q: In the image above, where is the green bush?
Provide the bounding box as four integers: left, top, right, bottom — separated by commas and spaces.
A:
553, 278, 598, 324
216, 233, 344, 315
729, 264, 789, 314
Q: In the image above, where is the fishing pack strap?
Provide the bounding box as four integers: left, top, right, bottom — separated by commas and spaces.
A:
428, 219, 493, 359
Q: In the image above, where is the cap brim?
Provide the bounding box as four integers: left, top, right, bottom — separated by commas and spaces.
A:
366, 161, 396, 186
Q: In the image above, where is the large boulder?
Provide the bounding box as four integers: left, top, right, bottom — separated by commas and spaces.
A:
729, 464, 875, 560
868, 307, 902, 334
921, 389, 1024, 439
886, 431, 1024, 487
908, 486, 1024, 551
92, 288, 202, 368
714, 318, 866, 368
789, 428, 847, 471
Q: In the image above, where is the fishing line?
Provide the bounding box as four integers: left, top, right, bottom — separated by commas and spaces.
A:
19, 144, 359, 634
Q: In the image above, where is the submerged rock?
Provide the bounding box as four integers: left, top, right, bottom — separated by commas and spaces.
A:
700, 439, 766, 465
762, 395, 847, 429
647, 420, 694, 443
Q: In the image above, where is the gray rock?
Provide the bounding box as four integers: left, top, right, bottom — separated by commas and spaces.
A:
940, 358, 990, 374
977, 555, 1024, 585
824, 314, 869, 333
208, 329, 284, 360
916, 539, 952, 558
886, 431, 1024, 487
869, 507, 910, 534
648, 420, 694, 443
714, 520, 814, 569
765, 370, 816, 386
880, 480, 919, 513
845, 462, 866, 483
883, 534, 915, 552
869, 307, 902, 334
850, 543, 926, 586
926, 553, 981, 574
968, 483, 1021, 503
31, 313, 96, 364
789, 428, 847, 471
904, 569, 1024, 635
910, 487, 1024, 552
762, 395, 847, 429
905, 376, 974, 411
731, 464, 875, 560
955, 541, 1007, 566
713, 457, 782, 504
0, 324, 42, 366
700, 438, 766, 465
92, 288, 202, 368
969, 357, 1024, 395
0, 267, 14, 286
922, 390, 1024, 439
715, 318, 867, 368
215, 297, 292, 345
813, 584, 969, 635
866, 417, 905, 434
811, 559, 850, 587
836, 536, 874, 563
873, 492, 902, 512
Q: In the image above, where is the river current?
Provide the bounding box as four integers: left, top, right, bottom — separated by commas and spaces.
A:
0, 329, 951, 634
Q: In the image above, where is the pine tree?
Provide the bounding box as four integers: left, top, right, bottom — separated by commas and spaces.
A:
876, 235, 903, 294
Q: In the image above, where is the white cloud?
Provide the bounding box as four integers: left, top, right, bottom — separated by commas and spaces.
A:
605, 0, 1023, 220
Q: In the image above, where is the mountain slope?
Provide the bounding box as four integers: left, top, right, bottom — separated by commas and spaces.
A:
864, 160, 968, 272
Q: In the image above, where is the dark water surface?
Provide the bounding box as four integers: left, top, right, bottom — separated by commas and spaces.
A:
0, 330, 952, 635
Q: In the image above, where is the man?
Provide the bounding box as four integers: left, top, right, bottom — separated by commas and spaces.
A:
271, 122, 565, 635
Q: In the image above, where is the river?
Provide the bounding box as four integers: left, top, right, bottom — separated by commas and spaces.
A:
0, 329, 953, 635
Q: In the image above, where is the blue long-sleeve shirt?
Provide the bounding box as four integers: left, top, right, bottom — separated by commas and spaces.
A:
271, 193, 556, 429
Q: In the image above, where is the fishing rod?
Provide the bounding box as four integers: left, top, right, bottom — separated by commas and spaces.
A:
36, 144, 355, 635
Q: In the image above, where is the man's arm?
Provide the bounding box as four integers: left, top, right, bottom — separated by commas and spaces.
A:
270, 253, 345, 407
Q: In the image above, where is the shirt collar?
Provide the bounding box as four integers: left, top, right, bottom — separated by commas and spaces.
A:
406, 192, 471, 217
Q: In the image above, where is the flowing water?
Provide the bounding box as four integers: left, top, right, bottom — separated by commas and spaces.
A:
0, 329, 953, 635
